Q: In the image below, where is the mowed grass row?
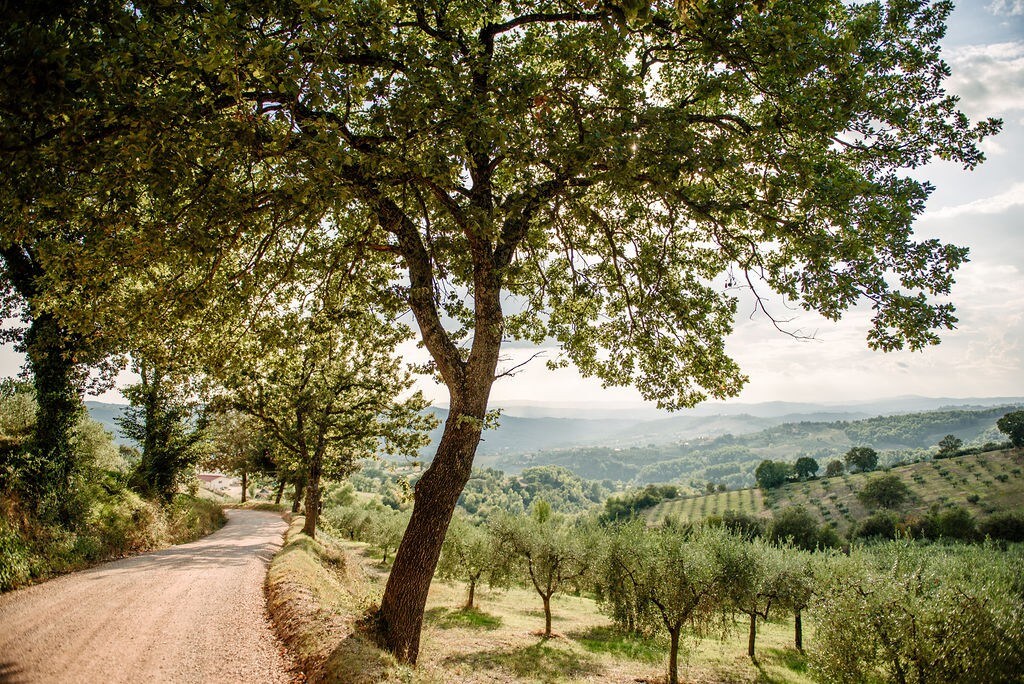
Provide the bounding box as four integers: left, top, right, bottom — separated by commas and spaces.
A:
643, 449, 1024, 535
338, 539, 814, 684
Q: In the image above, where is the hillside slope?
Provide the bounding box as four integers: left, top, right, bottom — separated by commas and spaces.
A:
643, 448, 1024, 535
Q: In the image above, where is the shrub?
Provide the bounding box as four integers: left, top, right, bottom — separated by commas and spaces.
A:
979, 511, 1024, 543
853, 511, 899, 541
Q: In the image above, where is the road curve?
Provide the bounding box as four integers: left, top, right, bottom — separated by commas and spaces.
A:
0, 509, 295, 683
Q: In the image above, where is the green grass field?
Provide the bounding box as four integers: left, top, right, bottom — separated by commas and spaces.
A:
643, 448, 1024, 535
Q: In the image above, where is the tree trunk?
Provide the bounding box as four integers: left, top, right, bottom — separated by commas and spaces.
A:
376, 392, 492, 663
301, 449, 323, 538
465, 579, 476, 610
794, 608, 803, 653
542, 594, 552, 637
374, 195, 504, 664
240, 469, 248, 504
291, 480, 304, 513
24, 312, 83, 522
274, 478, 286, 505
748, 613, 757, 661
668, 627, 680, 684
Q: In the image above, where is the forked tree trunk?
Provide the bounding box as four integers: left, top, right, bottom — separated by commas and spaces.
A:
794, 608, 803, 652
302, 449, 323, 538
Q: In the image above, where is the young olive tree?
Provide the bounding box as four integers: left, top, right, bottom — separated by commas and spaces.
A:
436, 514, 508, 610
369, 508, 411, 564
11, 0, 999, 662
601, 522, 743, 684
492, 510, 590, 637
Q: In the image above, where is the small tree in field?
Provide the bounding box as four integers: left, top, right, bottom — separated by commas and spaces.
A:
492, 508, 589, 636
825, 460, 845, 478
436, 514, 508, 610
857, 474, 911, 509
844, 447, 879, 473
601, 522, 741, 684
368, 509, 410, 564
794, 457, 819, 480
725, 539, 777, 661
997, 411, 1024, 448
936, 434, 962, 458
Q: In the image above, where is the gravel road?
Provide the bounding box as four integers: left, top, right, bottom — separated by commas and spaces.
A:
0, 510, 296, 683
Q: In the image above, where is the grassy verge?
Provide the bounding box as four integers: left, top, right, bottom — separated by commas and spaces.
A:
265, 516, 405, 683
0, 492, 226, 592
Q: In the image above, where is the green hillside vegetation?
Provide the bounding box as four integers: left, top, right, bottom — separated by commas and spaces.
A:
643, 449, 1024, 536
495, 405, 1020, 490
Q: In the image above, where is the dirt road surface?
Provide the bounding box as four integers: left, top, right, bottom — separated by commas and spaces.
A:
0, 510, 295, 683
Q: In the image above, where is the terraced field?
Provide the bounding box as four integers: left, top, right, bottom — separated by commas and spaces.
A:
643, 448, 1024, 535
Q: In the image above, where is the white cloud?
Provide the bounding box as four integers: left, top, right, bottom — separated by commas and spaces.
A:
923, 181, 1024, 219
988, 0, 1024, 16
944, 41, 1024, 118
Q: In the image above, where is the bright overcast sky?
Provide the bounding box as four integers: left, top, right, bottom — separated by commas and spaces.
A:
3, 0, 1022, 408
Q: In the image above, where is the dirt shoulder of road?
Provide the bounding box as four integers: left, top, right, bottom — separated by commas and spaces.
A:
265, 517, 405, 683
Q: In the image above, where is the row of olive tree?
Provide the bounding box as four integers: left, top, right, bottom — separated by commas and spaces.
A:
430, 507, 1022, 684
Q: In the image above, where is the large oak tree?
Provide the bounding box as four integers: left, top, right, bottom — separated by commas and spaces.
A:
4, 0, 999, 664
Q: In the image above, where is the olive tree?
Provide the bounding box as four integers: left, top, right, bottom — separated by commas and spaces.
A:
492, 509, 590, 637
810, 544, 1024, 683
435, 514, 508, 610
601, 522, 746, 684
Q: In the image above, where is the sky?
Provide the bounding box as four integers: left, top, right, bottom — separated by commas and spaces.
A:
3, 0, 1022, 410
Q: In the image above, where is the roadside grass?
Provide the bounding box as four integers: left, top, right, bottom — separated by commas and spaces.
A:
0, 493, 225, 592
284, 536, 815, 683
643, 448, 1024, 535
266, 517, 408, 683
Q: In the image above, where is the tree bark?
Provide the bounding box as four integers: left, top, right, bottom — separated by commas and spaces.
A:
274, 478, 286, 505
668, 627, 680, 684
542, 594, 552, 636
465, 578, 476, 610
794, 608, 803, 653
301, 449, 323, 538
291, 480, 304, 513
748, 613, 757, 661
240, 469, 248, 503
376, 391, 492, 663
